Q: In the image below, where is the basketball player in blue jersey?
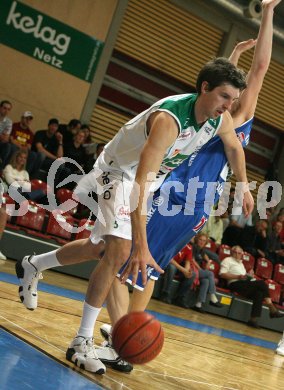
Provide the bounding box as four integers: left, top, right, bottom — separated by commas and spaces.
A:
15, 0, 280, 374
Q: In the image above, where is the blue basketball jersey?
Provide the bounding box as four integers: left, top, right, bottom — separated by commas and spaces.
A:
120, 118, 253, 289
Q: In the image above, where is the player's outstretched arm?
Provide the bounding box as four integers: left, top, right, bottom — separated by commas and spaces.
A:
233, 0, 281, 127
228, 39, 257, 67
120, 112, 178, 286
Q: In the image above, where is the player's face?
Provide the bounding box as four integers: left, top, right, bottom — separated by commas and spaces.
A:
202, 83, 240, 119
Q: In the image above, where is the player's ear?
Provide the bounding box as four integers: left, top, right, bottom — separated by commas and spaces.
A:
201, 81, 209, 94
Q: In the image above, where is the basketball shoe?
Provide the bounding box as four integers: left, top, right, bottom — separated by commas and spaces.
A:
99, 323, 133, 372
66, 336, 106, 374
276, 333, 284, 356
15, 255, 42, 310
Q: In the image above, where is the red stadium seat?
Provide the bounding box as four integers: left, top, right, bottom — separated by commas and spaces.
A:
75, 219, 95, 240
255, 258, 273, 280
265, 279, 281, 304
273, 264, 284, 285
205, 239, 217, 253
218, 244, 231, 261
46, 210, 75, 242
16, 200, 46, 233
30, 179, 51, 194
56, 188, 78, 215
242, 252, 255, 272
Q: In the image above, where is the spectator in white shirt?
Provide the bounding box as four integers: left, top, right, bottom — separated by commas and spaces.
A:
219, 245, 283, 328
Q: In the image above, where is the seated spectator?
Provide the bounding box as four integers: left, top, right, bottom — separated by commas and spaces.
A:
3, 150, 46, 202
160, 243, 197, 307
58, 119, 81, 148
0, 100, 13, 169
64, 129, 88, 174
81, 124, 96, 153
202, 214, 224, 248
193, 232, 219, 265
10, 111, 42, 178
240, 219, 268, 259
191, 233, 223, 312
266, 220, 284, 264
219, 245, 284, 328
0, 180, 8, 261
32, 118, 71, 189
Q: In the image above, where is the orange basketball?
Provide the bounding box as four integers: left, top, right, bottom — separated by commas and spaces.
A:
112, 311, 164, 364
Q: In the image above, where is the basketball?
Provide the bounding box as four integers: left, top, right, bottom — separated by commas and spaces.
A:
112, 311, 164, 364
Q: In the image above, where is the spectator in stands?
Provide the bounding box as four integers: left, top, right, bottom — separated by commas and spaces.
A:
274, 211, 284, 244
64, 129, 88, 174
58, 119, 81, 147
0, 179, 8, 261
0, 100, 13, 169
194, 231, 219, 264
219, 245, 284, 328
160, 243, 197, 307
32, 118, 70, 189
240, 219, 268, 259
266, 221, 284, 264
3, 150, 46, 202
81, 124, 93, 146
202, 214, 224, 248
10, 111, 42, 178
191, 233, 222, 312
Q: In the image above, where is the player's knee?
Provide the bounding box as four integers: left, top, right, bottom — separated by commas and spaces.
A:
104, 239, 131, 269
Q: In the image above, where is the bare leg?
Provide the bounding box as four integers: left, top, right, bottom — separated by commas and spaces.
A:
106, 278, 129, 325
129, 279, 155, 312
85, 236, 131, 307
57, 238, 104, 265
30, 238, 104, 273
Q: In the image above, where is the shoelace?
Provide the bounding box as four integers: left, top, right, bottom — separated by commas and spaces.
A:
81, 338, 100, 359
29, 273, 43, 292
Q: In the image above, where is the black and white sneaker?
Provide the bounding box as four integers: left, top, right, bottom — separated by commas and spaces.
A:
15, 255, 42, 310
99, 324, 133, 372
66, 336, 106, 374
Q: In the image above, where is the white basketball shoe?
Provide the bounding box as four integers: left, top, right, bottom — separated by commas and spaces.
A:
66, 336, 106, 374
15, 255, 42, 310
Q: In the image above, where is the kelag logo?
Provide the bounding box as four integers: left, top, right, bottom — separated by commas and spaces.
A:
0, 0, 104, 81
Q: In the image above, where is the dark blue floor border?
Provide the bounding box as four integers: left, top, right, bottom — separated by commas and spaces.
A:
0, 271, 278, 350
0, 327, 104, 390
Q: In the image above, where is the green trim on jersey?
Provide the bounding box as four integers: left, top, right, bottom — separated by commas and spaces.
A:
158, 93, 221, 134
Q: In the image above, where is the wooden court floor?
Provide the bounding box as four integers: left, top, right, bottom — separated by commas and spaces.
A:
1, 259, 284, 390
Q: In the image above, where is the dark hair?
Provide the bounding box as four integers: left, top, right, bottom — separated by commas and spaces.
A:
196, 57, 247, 94
0, 100, 12, 107
48, 118, 59, 126
81, 124, 90, 131
96, 143, 106, 151
68, 119, 81, 129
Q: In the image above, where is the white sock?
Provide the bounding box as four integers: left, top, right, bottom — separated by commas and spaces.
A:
30, 250, 61, 272
77, 301, 101, 338
195, 302, 202, 308
210, 294, 218, 303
